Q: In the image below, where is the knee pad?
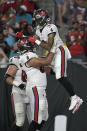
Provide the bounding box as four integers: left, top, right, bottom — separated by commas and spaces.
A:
15, 103, 25, 127
39, 99, 48, 122
39, 98, 48, 111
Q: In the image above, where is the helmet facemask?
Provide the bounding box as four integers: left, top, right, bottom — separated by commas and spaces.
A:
33, 9, 50, 29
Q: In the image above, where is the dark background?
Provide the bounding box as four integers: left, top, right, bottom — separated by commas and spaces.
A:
0, 61, 87, 131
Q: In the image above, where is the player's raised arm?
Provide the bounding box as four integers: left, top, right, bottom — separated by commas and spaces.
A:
29, 33, 55, 51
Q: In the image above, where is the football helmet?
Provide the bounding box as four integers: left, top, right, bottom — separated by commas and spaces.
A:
17, 38, 35, 53
33, 9, 50, 29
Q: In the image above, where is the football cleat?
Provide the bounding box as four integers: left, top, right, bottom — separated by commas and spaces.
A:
72, 99, 83, 114
69, 95, 83, 113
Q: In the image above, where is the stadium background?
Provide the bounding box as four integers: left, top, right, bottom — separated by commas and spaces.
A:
0, 0, 87, 131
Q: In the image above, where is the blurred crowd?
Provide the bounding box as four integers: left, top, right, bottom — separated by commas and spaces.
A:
67, 0, 87, 60
0, 0, 87, 68
0, 0, 38, 68
54, 0, 87, 60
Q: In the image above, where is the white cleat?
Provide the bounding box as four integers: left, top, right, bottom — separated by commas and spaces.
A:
72, 99, 83, 114
69, 95, 83, 113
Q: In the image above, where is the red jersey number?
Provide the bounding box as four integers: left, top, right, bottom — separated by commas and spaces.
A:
21, 70, 27, 82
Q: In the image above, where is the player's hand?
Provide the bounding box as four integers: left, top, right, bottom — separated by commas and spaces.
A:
18, 84, 25, 90
28, 36, 37, 43
16, 32, 23, 38
28, 36, 41, 45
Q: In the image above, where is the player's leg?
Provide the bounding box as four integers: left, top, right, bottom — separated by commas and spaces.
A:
26, 87, 40, 131
11, 93, 26, 131
54, 45, 83, 113
58, 77, 83, 113
27, 86, 48, 131
27, 103, 45, 131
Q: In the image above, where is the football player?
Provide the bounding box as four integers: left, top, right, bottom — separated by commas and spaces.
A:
28, 9, 83, 113
16, 38, 55, 131
5, 55, 29, 131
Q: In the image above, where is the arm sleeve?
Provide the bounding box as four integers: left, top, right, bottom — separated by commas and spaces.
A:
47, 24, 58, 35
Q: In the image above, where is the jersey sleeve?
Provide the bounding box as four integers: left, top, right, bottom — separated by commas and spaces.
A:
19, 52, 38, 65
9, 56, 19, 68
46, 24, 58, 35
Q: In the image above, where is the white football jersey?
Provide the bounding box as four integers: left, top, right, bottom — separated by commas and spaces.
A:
36, 24, 63, 48
19, 51, 47, 87
36, 24, 71, 79
9, 56, 26, 94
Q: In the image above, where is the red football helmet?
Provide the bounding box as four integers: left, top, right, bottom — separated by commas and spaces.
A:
17, 38, 35, 53
33, 9, 50, 28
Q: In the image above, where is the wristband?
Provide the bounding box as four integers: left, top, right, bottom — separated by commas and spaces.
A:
50, 46, 56, 53
13, 80, 20, 87
35, 40, 41, 45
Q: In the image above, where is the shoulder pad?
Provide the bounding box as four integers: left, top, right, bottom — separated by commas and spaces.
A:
9, 56, 20, 67
19, 52, 38, 65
